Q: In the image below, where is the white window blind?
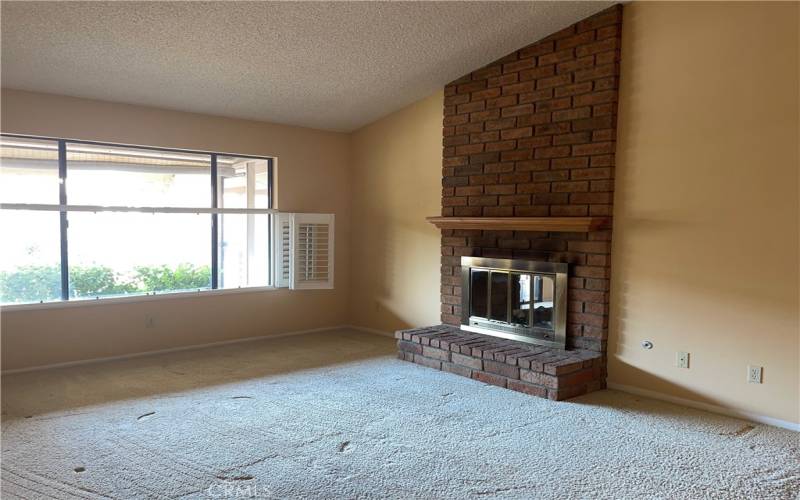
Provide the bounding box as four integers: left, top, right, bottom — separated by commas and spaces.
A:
272, 213, 334, 290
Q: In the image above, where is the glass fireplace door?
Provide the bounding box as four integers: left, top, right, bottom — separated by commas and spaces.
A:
461, 257, 567, 349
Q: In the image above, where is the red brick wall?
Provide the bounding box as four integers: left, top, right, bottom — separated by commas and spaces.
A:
439, 5, 622, 353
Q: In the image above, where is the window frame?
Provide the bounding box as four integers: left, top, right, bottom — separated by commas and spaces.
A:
0, 133, 276, 308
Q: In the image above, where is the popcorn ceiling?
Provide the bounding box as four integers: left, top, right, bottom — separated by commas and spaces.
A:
1, 1, 613, 131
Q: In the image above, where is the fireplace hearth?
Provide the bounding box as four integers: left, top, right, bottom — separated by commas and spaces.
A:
395, 325, 604, 401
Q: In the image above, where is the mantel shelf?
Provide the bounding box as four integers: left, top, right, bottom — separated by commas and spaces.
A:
426, 216, 609, 232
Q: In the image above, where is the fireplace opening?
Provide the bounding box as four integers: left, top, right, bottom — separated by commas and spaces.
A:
461, 257, 567, 349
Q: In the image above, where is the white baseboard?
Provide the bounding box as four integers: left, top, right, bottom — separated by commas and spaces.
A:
1, 325, 350, 375
347, 325, 396, 338
607, 382, 799, 432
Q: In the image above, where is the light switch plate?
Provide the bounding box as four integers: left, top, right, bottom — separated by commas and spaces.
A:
676, 351, 690, 369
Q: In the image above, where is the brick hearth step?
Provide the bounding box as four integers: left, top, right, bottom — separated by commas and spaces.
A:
396, 325, 605, 401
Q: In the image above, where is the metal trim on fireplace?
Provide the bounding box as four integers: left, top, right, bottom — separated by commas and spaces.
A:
460, 257, 568, 349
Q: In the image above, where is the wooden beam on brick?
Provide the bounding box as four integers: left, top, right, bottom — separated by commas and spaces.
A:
425, 216, 609, 232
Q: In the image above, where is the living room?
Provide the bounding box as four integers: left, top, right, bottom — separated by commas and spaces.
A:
1, 2, 797, 498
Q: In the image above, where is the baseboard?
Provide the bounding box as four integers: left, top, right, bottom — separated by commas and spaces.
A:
607, 382, 799, 432
347, 325, 396, 338
1, 325, 350, 375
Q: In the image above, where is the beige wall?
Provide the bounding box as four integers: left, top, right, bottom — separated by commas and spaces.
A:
1, 89, 351, 370
610, 2, 799, 423
349, 92, 443, 332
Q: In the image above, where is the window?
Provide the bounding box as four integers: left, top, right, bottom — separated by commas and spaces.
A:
0, 135, 276, 305
217, 156, 271, 289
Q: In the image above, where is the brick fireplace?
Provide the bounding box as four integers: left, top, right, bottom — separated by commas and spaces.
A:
396, 5, 621, 401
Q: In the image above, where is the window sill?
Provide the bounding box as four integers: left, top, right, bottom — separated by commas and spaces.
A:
0, 286, 279, 312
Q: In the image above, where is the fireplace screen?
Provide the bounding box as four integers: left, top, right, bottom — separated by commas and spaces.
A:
461, 257, 567, 349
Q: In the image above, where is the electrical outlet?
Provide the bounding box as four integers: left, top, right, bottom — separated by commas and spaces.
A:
676, 351, 690, 369
747, 365, 763, 384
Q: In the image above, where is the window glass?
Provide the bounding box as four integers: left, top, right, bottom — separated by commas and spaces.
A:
67, 212, 211, 299
0, 210, 62, 304
219, 214, 269, 289
0, 137, 60, 204
217, 156, 271, 289
66, 143, 211, 207
217, 156, 270, 209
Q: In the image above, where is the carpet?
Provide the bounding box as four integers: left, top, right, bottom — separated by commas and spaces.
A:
2, 328, 798, 499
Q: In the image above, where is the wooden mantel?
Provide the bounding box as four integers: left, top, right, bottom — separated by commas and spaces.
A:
426, 216, 609, 232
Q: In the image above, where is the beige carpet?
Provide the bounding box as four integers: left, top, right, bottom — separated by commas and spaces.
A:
2, 328, 798, 499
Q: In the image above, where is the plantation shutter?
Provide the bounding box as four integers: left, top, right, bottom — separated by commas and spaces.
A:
291, 213, 334, 290
272, 213, 293, 288
272, 213, 334, 289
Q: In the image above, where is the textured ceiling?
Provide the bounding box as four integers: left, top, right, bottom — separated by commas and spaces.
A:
1, 1, 615, 132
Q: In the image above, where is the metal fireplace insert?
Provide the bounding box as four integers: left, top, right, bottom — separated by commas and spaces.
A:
460, 256, 567, 349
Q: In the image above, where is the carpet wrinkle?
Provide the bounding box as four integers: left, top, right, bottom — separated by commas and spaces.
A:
474, 486, 527, 496
298, 431, 346, 450
721, 424, 755, 437
215, 473, 254, 481
22, 411, 93, 422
